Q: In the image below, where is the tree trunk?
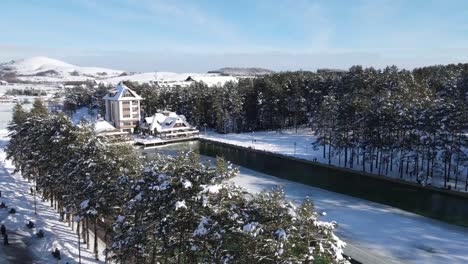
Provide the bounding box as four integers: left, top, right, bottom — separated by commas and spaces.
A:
426, 148, 430, 181
71, 213, 74, 231
338, 149, 341, 166
85, 217, 90, 249
356, 147, 360, 166
362, 148, 365, 172
385, 155, 389, 175
104, 229, 109, 264
405, 156, 409, 176
375, 150, 379, 169
323, 143, 326, 159
344, 144, 348, 168
78, 221, 82, 264
414, 153, 419, 179
465, 170, 468, 192
378, 150, 383, 175
399, 151, 404, 178
94, 218, 99, 260
444, 154, 448, 187
390, 150, 393, 172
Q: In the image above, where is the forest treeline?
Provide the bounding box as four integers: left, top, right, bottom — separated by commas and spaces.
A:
6, 100, 348, 263
65, 63, 468, 189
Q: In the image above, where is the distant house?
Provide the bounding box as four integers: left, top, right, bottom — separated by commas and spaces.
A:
0, 80, 8, 86
140, 111, 199, 139
103, 83, 143, 133
185, 76, 195, 82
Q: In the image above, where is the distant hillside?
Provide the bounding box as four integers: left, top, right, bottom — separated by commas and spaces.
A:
0, 57, 241, 87
0, 56, 123, 83
316, 68, 347, 74
208, 67, 274, 76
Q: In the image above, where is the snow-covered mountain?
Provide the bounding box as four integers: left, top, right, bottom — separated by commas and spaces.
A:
0, 56, 123, 83
0, 57, 239, 87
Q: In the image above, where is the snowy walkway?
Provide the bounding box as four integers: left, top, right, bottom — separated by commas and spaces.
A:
232, 166, 468, 264
0, 132, 101, 264
0, 230, 35, 263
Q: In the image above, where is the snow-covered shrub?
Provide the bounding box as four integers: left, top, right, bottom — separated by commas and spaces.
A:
111, 152, 348, 263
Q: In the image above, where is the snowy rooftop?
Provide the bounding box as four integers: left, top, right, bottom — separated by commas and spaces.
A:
143, 111, 195, 132
71, 107, 119, 134
102, 83, 143, 101
93, 119, 117, 133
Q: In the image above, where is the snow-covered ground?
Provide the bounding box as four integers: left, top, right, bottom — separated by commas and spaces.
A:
232, 166, 468, 264
0, 130, 101, 264
0, 83, 61, 96
201, 129, 468, 192
101, 71, 237, 87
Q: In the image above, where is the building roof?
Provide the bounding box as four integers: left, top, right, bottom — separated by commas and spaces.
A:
94, 119, 118, 133
103, 83, 143, 101
143, 111, 195, 132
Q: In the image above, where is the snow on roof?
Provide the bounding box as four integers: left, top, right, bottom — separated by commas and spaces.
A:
71, 107, 117, 133
94, 119, 117, 133
144, 111, 195, 132
103, 83, 143, 101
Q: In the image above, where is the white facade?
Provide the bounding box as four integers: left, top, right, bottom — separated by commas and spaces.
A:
103, 83, 143, 133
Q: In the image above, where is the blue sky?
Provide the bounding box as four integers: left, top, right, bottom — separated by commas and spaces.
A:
1, 0, 468, 72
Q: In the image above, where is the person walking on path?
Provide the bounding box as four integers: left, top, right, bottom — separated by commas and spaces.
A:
0, 224, 5, 236
3, 233, 8, 245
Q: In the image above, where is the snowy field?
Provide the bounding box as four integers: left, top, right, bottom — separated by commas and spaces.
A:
201, 129, 468, 192
0, 130, 101, 264
232, 166, 468, 264
0, 83, 61, 96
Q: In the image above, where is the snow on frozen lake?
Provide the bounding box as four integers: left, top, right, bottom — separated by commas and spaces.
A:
232, 165, 468, 264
